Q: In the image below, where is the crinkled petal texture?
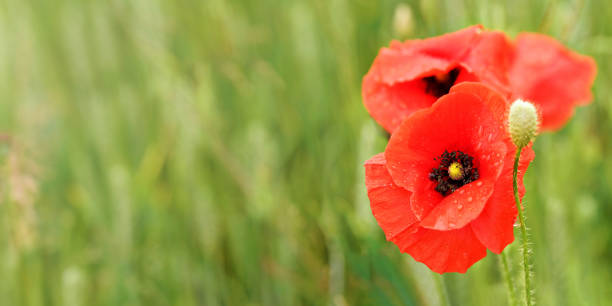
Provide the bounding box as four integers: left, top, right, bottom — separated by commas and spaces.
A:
365, 83, 534, 273
365, 153, 418, 240
509, 33, 597, 131
362, 25, 513, 133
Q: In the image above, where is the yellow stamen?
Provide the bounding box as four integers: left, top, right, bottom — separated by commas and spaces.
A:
448, 162, 464, 180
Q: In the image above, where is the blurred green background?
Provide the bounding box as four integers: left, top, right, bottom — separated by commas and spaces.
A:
0, 0, 610, 305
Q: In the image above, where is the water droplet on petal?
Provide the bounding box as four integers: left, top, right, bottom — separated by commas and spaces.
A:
476, 181, 483, 186
457, 204, 463, 210
467, 197, 473, 202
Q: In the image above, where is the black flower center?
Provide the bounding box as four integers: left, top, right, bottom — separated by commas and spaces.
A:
428, 150, 479, 196
423, 68, 460, 98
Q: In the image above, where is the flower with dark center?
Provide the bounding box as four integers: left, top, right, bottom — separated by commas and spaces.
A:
362, 25, 512, 133
423, 68, 461, 99
429, 150, 480, 196
364, 83, 535, 274
362, 25, 596, 133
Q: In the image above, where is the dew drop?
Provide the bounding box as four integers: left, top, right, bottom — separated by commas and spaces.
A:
476, 181, 483, 186
467, 197, 473, 202
457, 204, 463, 210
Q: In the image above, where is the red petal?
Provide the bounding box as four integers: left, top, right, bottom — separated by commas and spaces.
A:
509, 33, 597, 131
362, 76, 437, 133
463, 30, 514, 96
449, 82, 510, 124
370, 26, 483, 85
365, 153, 418, 240
471, 145, 535, 253
385, 87, 507, 193
362, 26, 517, 133
409, 179, 443, 220
411, 141, 507, 229
419, 178, 495, 231
392, 225, 487, 274
362, 25, 487, 133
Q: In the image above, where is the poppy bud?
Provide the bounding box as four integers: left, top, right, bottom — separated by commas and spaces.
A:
509, 99, 539, 148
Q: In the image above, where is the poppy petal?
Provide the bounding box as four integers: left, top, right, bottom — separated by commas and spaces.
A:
369, 25, 483, 85
385, 89, 507, 194
363, 25, 486, 132
365, 153, 418, 240
509, 33, 597, 131
362, 26, 519, 133
410, 139, 507, 228
409, 179, 444, 220
392, 225, 487, 274
471, 145, 535, 253
462, 30, 514, 96
362, 76, 437, 133
419, 178, 495, 231
449, 82, 510, 124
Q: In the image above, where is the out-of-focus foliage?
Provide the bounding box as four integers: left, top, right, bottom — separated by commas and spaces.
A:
0, 0, 610, 305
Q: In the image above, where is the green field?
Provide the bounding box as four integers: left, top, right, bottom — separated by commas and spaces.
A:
0, 0, 610, 305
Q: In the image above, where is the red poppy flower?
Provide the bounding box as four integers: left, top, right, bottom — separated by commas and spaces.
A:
362, 25, 513, 133
365, 83, 534, 273
508, 33, 597, 131
363, 26, 596, 133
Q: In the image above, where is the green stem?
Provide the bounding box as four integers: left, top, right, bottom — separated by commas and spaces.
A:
499, 251, 517, 306
513, 147, 533, 306
432, 272, 450, 306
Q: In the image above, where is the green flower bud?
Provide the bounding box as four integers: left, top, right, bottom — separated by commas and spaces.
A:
509, 99, 539, 148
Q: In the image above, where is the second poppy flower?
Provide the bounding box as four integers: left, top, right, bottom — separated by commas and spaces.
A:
363, 26, 596, 133
362, 25, 513, 133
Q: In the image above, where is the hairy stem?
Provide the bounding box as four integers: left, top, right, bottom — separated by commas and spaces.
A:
513, 147, 533, 306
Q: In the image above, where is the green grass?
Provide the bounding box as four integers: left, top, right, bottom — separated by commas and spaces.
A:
0, 0, 611, 305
